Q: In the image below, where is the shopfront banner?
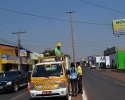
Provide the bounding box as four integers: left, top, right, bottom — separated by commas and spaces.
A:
21, 57, 27, 64
30, 53, 44, 60
1, 54, 28, 64
20, 49, 27, 57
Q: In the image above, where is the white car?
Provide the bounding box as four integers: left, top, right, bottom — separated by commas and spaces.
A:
90, 64, 96, 69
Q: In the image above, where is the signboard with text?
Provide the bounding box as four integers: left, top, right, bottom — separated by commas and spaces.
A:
20, 49, 27, 57
112, 18, 125, 35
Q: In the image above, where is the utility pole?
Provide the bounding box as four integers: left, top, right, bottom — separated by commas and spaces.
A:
66, 10, 76, 64
12, 31, 26, 70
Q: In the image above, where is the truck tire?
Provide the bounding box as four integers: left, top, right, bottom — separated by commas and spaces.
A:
13, 83, 18, 93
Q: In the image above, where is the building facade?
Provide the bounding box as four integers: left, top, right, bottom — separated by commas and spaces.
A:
104, 46, 125, 69
0, 44, 32, 72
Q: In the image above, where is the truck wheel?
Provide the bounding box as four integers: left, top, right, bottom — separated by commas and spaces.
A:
13, 83, 18, 93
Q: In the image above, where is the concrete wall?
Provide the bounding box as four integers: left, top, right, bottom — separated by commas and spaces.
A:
109, 53, 116, 68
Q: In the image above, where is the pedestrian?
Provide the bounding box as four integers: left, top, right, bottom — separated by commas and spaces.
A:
68, 62, 78, 97
76, 62, 83, 94
55, 42, 62, 61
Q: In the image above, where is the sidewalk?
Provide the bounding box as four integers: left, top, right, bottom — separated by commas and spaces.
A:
71, 94, 83, 100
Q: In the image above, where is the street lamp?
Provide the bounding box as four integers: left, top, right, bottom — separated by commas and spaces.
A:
66, 10, 76, 64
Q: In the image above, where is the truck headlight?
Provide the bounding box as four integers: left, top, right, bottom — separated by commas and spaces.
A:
60, 84, 66, 88
7, 81, 12, 85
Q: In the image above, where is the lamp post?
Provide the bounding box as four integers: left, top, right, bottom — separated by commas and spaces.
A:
66, 10, 76, 64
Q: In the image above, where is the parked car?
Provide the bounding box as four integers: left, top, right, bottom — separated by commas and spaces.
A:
0, 70, 28, 93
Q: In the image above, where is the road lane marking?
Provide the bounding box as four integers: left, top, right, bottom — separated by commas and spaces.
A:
101, 76, 107, 79
114, 81, 125, 87
82, 87, 87, 100
11, 92, 27, 100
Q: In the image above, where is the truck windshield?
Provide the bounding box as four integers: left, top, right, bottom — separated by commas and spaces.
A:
3, 72, 17, 77
32, 63, 63, 77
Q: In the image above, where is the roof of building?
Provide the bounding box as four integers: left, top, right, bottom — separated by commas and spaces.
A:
0, 43, 32, 52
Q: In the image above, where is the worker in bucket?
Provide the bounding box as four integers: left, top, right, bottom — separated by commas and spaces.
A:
55, 42, 62, 61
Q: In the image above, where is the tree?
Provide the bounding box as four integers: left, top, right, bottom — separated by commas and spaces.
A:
42, 49, 55, 57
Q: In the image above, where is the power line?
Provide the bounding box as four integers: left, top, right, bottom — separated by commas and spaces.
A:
0, 7, 111, 26
0, 10, 39, 44
0, 37, 33, 52
25, 41, 125, 48
21, 38, 124, 44
0, 11, 24, 31
76, 0, 125, 14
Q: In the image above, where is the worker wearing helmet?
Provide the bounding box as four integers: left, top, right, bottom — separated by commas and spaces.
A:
55, 42, 62, 61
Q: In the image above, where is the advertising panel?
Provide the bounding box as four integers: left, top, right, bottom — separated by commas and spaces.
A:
87, 56, 94, 61
20, 49, 27, 57
96, 56, 105, 63
30, 52, 44, 60
112, 18, 125, 35
1, 54, 27, 64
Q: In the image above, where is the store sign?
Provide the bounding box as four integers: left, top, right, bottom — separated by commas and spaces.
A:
20, 49, 27, 57
2, 54, 10, 60
96, 56, 106, 63
21, 57, 27, 64
1, 54, 28, 64
87, 56, 94, 61
30, 53, 44, 60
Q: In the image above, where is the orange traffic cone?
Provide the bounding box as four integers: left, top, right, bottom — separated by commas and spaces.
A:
27, 82, 30, 92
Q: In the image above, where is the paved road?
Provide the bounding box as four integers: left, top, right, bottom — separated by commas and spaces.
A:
2, 66, 125, 100
83, 67, 125, 100
0, 87, 27, 100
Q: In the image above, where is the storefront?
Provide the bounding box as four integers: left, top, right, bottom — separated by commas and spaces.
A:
0, 49, 30, 72
0, 49, 16, 72
104, 46, 125, 69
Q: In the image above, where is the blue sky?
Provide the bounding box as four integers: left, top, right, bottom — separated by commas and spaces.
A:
0, 0, 125, 61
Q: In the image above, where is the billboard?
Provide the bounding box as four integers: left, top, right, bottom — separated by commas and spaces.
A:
20, 49, 27, 56
87, 56, 94, 61
96, 56, 105, 63
112, 18, 125, 35
30, 52, 44, 60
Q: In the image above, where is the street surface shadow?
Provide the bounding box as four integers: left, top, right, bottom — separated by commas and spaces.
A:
0, 86, 26, 95
29, 97, 65, 100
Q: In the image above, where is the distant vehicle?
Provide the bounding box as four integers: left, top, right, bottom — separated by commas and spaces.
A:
90, 64, 96, 69
0, 70, 28, 93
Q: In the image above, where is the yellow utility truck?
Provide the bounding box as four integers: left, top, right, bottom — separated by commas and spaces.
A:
29, 55, 70, 100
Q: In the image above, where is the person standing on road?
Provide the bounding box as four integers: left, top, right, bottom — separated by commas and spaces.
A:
76, 62, 83, 94
68, 62, 78, 97
55, 42, 62, 61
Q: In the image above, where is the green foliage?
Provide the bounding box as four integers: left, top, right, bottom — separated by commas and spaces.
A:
42, 49, 55, 57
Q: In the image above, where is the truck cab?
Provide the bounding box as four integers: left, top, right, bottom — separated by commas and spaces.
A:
29, 56, 69, 100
